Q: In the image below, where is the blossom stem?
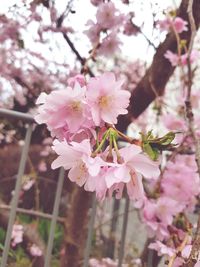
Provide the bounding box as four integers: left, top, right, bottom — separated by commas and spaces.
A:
96, 128, 100, 148
92, 130, 109, 156
106, 123, 140, 145
167, 233, 189, 267
106, 131, 114, 162
112, 133, 123, 163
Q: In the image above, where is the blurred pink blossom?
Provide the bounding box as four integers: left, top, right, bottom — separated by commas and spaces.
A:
164, 49, 199, 66
29, 244, 43, 257
173, 17, 188, 33
149, 240, 175, 257
98, 32, 122, 57
11, 224, 23, 247
158, 17, 188, 33
96, 2, 124, 29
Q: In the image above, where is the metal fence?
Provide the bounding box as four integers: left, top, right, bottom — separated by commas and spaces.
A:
0, 108, 132, 267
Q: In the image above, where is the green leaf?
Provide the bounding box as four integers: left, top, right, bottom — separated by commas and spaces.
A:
143, 143, 159, 161
141, 131, 176, 160
151, 132, 175, 146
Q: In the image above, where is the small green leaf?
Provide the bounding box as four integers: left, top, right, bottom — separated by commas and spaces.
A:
143, 143, 158, 161
154, 132, 175, 146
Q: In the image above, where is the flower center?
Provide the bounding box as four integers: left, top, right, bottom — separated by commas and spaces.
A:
70, 101, 81, 112
106, 12, 111, 19
98, 95, 111, 108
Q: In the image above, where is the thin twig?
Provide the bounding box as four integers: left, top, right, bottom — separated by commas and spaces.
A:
183, 1, 200, 266
139, 29, 156, 50
0, 204, 65, 223
168, 234, 189, 267
56, 5, 95, 77
62, 33, 94, 77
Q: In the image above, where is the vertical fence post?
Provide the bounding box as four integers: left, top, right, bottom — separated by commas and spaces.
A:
106, 198, 120, 258
83, 195, 97, 267
1, 124, 33, 267
44, 167, 65, 267
118, 197, 130, 267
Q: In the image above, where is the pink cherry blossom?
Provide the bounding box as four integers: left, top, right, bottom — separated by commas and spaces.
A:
157, 18, 171, 31
155, 197, 184, 225
164, 49, 199, 66
98, 32, 122, 57
85, 20, 101, 44
142, 197, 184, 240
51, 139, 106, 187
86, 72, 131, 126
158, 17, 188, 33
29, 244, 43, 257
149, 241, 175, 257
35, 83, 89, 137
123, 20, 140, 36
173, 257, 185, 267
104, 144, 160, 201
96, 2, 123, 29
173, 17, 188, 33
38, 161, 47, 172
161, 155, 200, 208
164, 50, 179, 66
67, 74, 86, 88
11, 224, 24, 247
180, 49, 199, 65
84, 170, 108, 201
162, 113, 186, 131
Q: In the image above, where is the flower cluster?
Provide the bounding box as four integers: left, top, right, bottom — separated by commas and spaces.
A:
158, 16, 188, 33
35, 72, 130, 139
164, 49, 199, 67
35, 72, 160, 201
140, 154, 200, 265
161, 155, 199, 209
85, 2, 126, 56
159, 16, 199, 66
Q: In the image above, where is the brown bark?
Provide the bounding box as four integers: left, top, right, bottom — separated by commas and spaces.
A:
61, 188, 92, 267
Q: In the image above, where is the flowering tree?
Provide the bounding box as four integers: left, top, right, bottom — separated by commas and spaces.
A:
1, 0, 200, 267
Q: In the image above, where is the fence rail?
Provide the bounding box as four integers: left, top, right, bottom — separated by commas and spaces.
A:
0, 108, 142, 267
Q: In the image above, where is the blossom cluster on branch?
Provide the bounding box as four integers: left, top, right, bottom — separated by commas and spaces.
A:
35, 72, 161, 202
